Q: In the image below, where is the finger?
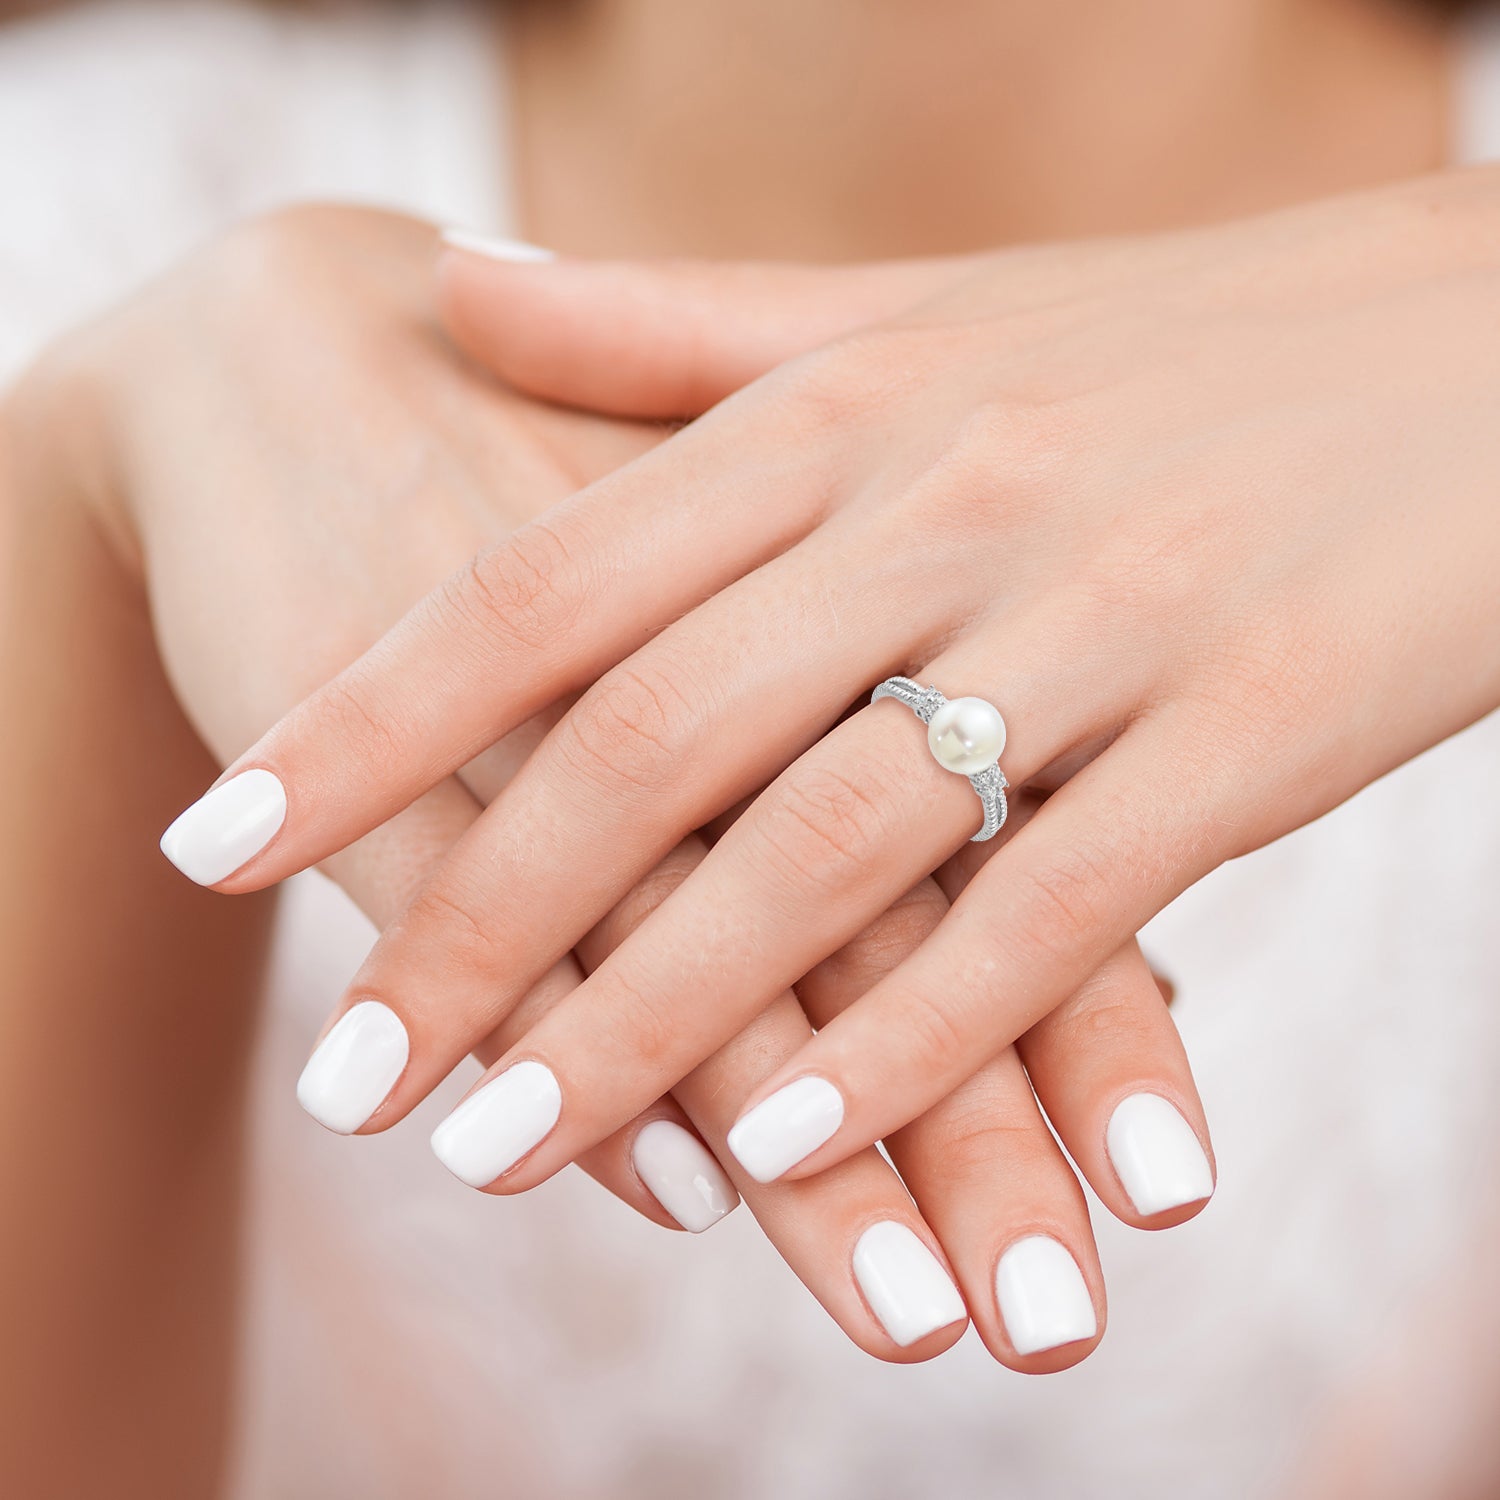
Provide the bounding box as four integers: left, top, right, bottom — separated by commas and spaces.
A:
328, 567, 1140, 1180
1015, 942, 1214, 1230
158, 400, 834, 894
313, 777, 733, 1232
797, 877, 1105, 1371
463, 955, 738, 1235
567, 840, 969, 1360
263, 521, 994, 1134
389, 605, 1143, 1184
729, 703, 1229, 1183
437, 244, 976, 418
928, 838, 1214, 1228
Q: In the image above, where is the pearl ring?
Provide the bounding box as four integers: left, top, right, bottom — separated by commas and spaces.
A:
870, 676, 1009, 841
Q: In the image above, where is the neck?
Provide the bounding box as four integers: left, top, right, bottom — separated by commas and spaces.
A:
504, 0, 1449, 259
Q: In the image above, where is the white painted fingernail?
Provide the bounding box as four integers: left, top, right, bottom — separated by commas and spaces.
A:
852, 1221, 967, 1348
440, 229, 556, 263
995, 1236, 1097, 1355
1106, 1093, 1215, 1216
631, 1119, 739, 1232
430, 1060, 562, 1188
295, 1001, 409, 1134
159, 768, 286, 885
726, 1076, 844, 1183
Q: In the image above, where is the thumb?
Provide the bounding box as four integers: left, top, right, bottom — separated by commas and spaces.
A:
435, 233, 974, 419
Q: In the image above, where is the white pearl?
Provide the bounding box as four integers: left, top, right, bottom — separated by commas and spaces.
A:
926, 696, 1006, 775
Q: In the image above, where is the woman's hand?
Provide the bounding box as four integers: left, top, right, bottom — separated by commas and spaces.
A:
29, 203, 1208, 1367
177, 169, 1500, 1218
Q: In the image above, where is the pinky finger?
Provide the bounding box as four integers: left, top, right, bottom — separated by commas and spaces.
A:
462, 954, 742, 1235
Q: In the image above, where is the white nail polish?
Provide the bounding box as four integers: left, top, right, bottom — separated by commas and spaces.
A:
440, 229, 556, 264
430, 1060, 562, 1188
1106, 1093, 1215, 1216
995, 1236, 1097, 1355
852, 1221, 967, 1348
295, 1001, 409, 1135
726, 1076, 844, 1183
631, 1119, 739, 1233
159, 768, 287, 886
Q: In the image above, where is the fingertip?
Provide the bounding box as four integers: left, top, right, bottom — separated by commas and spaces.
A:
630, 1117, 741, 1232
1104, 1091, 1215, 1225
158, 767, 287, 889
294, 1000, 410, 1136
1117, 1189, 1215, 1233
871, 1317, 971, 1365
851, 1219, 969, 1355
992, 1333, 1104, 1376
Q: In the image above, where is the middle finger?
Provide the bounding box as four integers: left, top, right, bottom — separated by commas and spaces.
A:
300, 528, 1131, 1147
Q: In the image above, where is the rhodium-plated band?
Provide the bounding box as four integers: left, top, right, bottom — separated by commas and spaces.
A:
870, 676, 1009, 841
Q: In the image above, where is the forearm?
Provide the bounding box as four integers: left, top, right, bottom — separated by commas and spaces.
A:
0, 373, 275, 1500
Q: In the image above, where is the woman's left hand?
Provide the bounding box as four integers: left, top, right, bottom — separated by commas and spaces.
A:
167, 168, 1500, 1193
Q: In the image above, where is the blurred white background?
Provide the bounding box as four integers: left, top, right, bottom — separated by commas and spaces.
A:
4, 4, 1500, 1496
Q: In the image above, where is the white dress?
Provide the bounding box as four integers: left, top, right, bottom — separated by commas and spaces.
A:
3, 6, 1499, 1497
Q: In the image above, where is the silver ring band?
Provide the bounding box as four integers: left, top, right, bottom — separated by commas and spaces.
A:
871, 676, 1009, 842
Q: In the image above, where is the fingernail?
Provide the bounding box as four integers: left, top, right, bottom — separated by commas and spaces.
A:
631, 1119, 739, 1233
440, 228, 556, 264
1106, 1093, 1215, 1216
725, 1076, 844, 1183
995, 1236, 1098, 1355
159, 768, 286, 885
430, 1060, 562, 1188
295, 1001, 409, 1134
852, 1221, 967, 1348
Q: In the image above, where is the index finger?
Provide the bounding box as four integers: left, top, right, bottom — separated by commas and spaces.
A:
156, 408, 828, 891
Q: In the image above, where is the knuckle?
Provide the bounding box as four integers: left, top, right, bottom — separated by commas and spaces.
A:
1014, 842, 1117, 963
316, 672, 410, 777
824, 884, 947, 992
604, 852, 697, 940
385, 875, 504, 991
889, 986, 973, 1080
405, 880, 496, 959
763, 329, 917, 437
563, 661, 701, 796
1048, 984, 1149, 1058
444, 521, 582, 657
597, 964, 679, 1070
757, 762, 891, 897
205, 205, 366, 315
909, 398, 1084, 540
949, 396, 1080, 477
226, 202, 333, 259
216, 203, 398, 271
926, 1097, 1052, 1179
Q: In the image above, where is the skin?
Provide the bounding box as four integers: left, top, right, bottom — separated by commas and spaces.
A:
0, 206, 1204, 1499
0, 0, 1466, 1494
0, 377, 273, 1500
209, 169, 1500, 1219
505, 0, 1448, 255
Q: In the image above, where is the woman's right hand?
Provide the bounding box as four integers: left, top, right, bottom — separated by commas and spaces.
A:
12, 204, 1208, 1366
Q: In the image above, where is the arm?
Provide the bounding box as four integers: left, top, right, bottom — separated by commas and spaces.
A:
0, 364, 276, 1500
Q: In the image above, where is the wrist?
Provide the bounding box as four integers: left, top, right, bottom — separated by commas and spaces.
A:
3, 332, 140, 580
